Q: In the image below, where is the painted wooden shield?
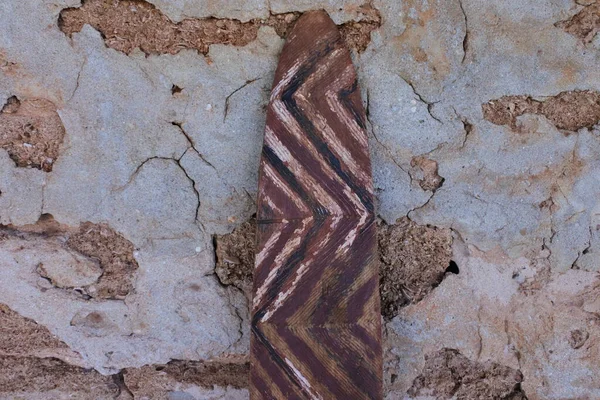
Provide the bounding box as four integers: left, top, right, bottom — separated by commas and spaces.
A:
251, 10, 383, 399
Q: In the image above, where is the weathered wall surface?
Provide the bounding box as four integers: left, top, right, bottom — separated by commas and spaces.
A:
1, 0, 599, 399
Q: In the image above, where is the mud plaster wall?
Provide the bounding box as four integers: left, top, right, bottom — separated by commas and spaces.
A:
1, 0, 600, 399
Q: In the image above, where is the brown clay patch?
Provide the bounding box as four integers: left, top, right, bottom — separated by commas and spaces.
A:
482, 95, 541, 129
541, 90, 600, 131
0, 52, 19, 76
378, 218, 453, 320
263, 12, 301, 38
408, 348, 527, 400
338, 4, 381, 52
1, 215, 138, 300
67, 222, 139, 300
569, 328, 590, 349
0, 304, 119, 397
556, 2, 600, 43
0, 303, 69, 357
10, 213, 73, 236
214, 217, 256, 297
0, 303, 247, 396
483, 90, 600, 132
215, 216, 454, 320
123, 359, 249, 396
59, 0, 259, 55
58, 0, 380, 54
0, 96, 66, 172
410, 156, 444, 192
0, 356, 121, 397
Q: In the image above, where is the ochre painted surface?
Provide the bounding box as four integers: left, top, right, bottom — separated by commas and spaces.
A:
251, 10, 383, 399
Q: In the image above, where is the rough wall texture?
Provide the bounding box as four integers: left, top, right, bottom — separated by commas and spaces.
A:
1, 0, 600, 399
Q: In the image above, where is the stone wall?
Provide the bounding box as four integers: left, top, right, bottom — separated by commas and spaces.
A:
1, 0, 599, 398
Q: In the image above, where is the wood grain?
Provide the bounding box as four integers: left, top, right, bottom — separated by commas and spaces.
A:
251, 10, 383, 399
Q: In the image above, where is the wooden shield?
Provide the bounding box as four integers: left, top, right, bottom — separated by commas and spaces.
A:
251, 10, 383, 399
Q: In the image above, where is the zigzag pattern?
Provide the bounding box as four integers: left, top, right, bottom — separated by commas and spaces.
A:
251, 11, 382, 399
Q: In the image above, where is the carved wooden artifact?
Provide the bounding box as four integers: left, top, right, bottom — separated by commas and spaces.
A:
251, 10, 383, 399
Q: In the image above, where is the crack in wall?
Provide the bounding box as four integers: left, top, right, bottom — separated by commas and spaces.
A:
458, 0, 470, 64
170, 121, 254, 234
399, 75, 443, 124
211, 218, 253, 351
171, 122, 218, 173
173, 158, 202, 222
67, 57, 87, 103
366, 87, 442, 214
406, 190, 436, 220
206, 271, 246, 352
365, 89, 411, 178
117, 155, 202, 222
572, 225, 593, 269
459, 116, 474, 149
223, 78, 260, 122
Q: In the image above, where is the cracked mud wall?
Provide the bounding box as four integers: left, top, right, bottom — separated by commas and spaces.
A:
2, 0, 600, 399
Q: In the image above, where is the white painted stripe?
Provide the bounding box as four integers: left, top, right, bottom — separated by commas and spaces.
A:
262, 162, 310, 215
285, 358, 323, 400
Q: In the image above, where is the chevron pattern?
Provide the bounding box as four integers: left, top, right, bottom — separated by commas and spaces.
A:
251, 10, 382, 400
